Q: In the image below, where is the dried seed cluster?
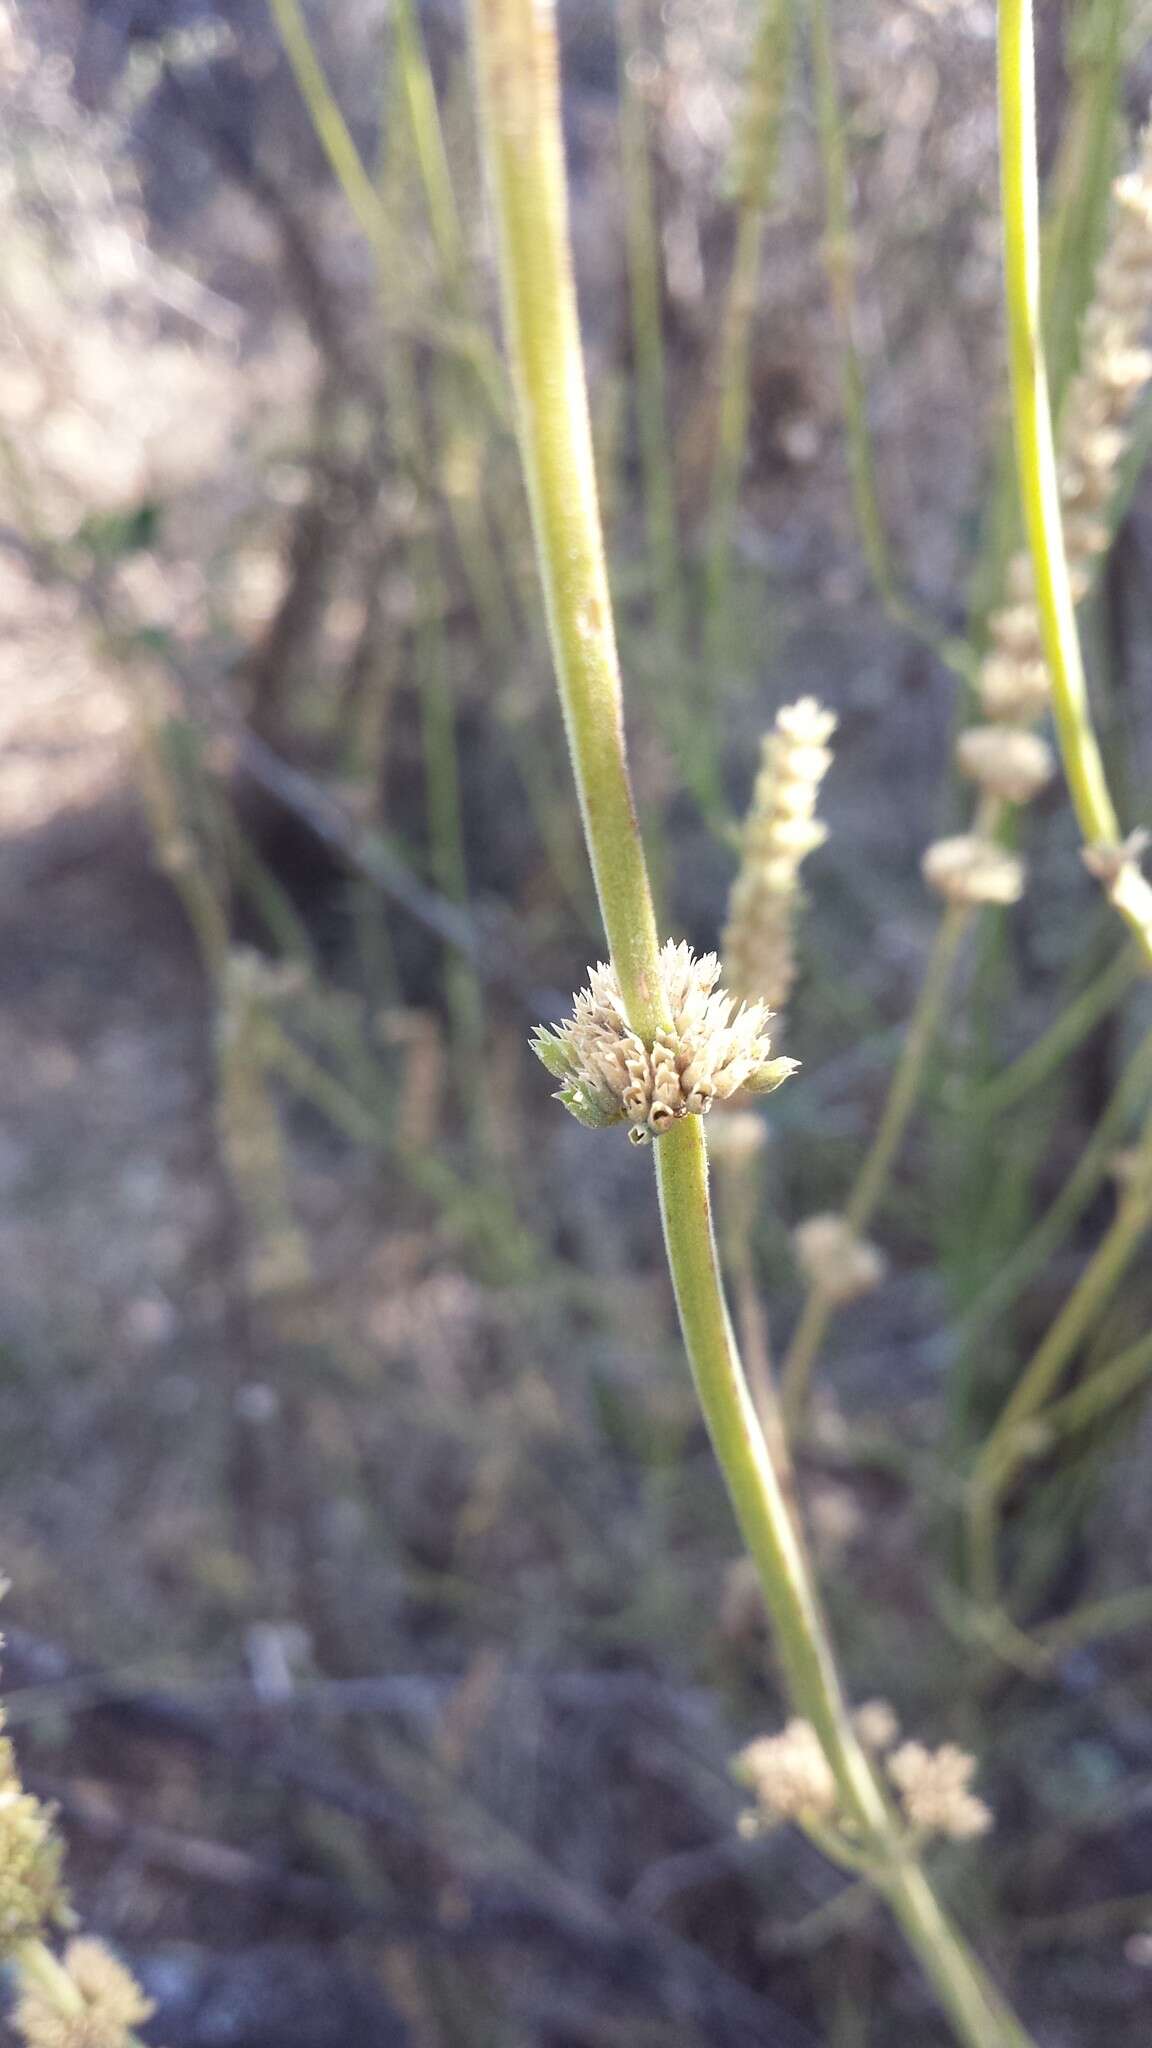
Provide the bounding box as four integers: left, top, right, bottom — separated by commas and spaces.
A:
0, 1725, 68, 1953
733, 1719, 838, 1830
979, 122, 1152, 731
921, 835, 1025, 908
885, 1741, 993, 1843
14, 1939, 155, 2048
928, 122, 1152, 907
735, 1717, 992, 1850
532, 941, 796, 1143
722, 699, 837, 1017
853, 1699, 900, 1753
792, 1212, 886, 1305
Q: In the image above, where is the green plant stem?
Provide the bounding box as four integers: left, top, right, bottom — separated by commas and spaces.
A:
656, 1121, 1032, 2048
470, 7, 1035, 2041
468, 0, 664, 1039
808, 0, 974, 686
267, 0, 382, 246
809, 0, 893, 609
618, 0, 684, 648
958, 1019, 1152, 1350
998, 0, 1152, 962
1042, 0, 1128, 407
702, 0, 794, 641
967, 1128, 1152, 1606
1033, 1324, 1152, 1447
393, 0, 466, 287
971, 939, 1139, 1118
781, 904, 971, 1427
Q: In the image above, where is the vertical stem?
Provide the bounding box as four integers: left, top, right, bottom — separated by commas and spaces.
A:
781, 904, 971, 1426
703, 0, 795, 644
997, 0, 1137, 871
468, 0, 664, 1038
618, 0, 685, 646
810, 0, 898, 610
470, 5, 1035, 2040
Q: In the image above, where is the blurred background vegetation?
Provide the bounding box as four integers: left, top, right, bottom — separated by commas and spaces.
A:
1, 0, 1152, 2041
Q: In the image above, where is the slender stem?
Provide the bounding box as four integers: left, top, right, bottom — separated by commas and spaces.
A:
810, 0, 896, 609
781, 905, 971, 1426
656, 1121, 1033, 2048
468, 0, 664, 1038
958, 1019, 1152, 1350
470, 7, 1035, 2040
618, 0, 684, 646
998, 0, 1152, 962
703, 0, 795, 643
393, 0, 467, 287
267, 0, 383, 246
971, 939, 1139, 1118
1042, 0, 1128, 408
967, 1124, 1152, 1606
808, 0, 974, 688
1034, 1325, 1152, 1447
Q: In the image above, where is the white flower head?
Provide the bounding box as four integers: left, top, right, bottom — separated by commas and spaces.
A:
532, 941, 796, 1143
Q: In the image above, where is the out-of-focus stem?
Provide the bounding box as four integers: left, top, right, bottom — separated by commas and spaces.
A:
998, 0, 1152, 962
781, 904, 971, 1427
702, 0, 794, 645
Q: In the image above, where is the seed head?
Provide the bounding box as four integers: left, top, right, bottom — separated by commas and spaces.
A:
922, 836, 1024, 907
977, 651, 1051, 725
792, 1213, 885, 1304
733, 1718, 838, 1829
0, 1710, 68, 1953
955, 725, 1054, 805
532, 941, 796, 1143
13, 1937, 154, 2048
722, 699, 836, 1015
886, 1741, 993, 1841
853, 1699, 900, 1752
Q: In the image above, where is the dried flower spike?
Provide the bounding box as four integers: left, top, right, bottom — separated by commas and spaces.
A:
733, 1718, 838, 1829
532, 941, 796, 1143
722, 698, 837, 1015
978, 118, 1152, 728
955, 725, 1054, 806
14, 1937, 155, 2048
922, 836, 1024, 907
0, 1720, 69, 1950
792, 1213, 885, 1305
886, 1741, 993, 1842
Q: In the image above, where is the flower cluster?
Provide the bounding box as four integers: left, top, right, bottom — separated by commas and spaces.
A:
921, 835, 1024, 908
722, 699, 837, 1017
0, 1624, 153, 2048
734, 1714, 991, 1854
927, 121, 1152, 906
792, 1213, 886, 1306
885, 1741, 993, 1843
979, 122, 1152, 732
532, 941, 796, 1143
0, 1722, 68, 1953
853, 1699, 900, 1753
14, 1939, 154, 2048
733, 1718, 838, 1831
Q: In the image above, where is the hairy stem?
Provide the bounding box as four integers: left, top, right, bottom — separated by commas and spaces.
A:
470, 5, 1035, 2041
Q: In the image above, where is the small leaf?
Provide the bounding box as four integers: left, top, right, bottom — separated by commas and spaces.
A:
744, 1056, 800, 1096
555, 1083, 625, 1131
530, 1026, 575, 1080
